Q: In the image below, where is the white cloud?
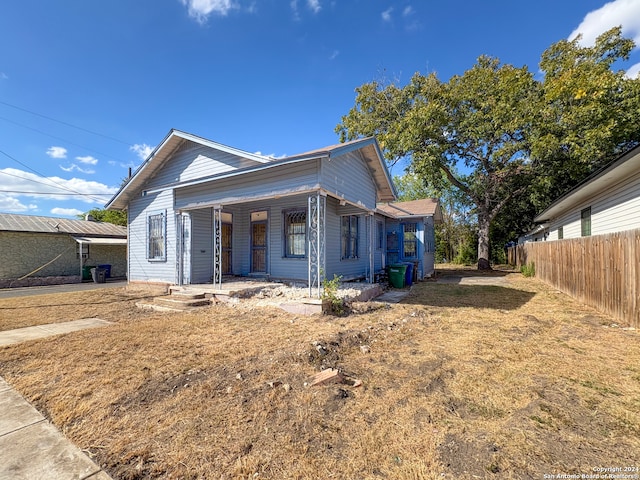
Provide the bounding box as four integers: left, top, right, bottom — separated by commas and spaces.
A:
60, 164, 96, 175
307, 0, 321, 14
569, 0, 640, 46
381, 7, 393, 22
130, 143, 154, 161
255, 151, 287, 159
51, 207, 83, 216
329, 50, 339, 60
402, 5, 414, 17
0, 167, 117, 204
626, 62, 640, 78
76, 155, 98, 165
0, 72, 8, 80
0, 194, 37, 213
291, 0, 299, 20
179, 0, 235, 23
46, 146, 67, 159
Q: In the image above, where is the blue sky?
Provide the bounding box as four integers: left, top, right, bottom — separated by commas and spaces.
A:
1, 0, 639, 218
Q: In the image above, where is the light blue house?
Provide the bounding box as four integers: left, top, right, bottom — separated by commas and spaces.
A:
106, 130, 440, 295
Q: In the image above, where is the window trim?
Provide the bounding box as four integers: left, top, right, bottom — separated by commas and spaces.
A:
341, 214, 359, 260
402, 222, 418, 259
557, 226, 564, 240
283, 208, 307, 258
580, 207, 591, 237
377, 221, 384, 250
147, 210, 167, 262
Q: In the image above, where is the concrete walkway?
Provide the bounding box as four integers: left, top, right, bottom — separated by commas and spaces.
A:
0, 318, 113, 347
0, 319, 114, 479
0, 280, 127, 300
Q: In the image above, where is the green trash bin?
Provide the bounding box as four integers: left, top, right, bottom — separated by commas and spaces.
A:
82, 265, 93, 281
388, 264, 407, 288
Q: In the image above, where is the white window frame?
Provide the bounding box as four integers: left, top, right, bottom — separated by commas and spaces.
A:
147, 210, 167, 261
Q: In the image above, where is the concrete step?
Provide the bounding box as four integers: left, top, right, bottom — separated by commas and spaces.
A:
153, 296, 210, 308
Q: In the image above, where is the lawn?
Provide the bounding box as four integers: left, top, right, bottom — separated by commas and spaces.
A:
0, 269, 639, 479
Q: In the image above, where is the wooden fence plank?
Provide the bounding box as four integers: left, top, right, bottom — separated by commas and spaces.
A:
507, 229, 640, 328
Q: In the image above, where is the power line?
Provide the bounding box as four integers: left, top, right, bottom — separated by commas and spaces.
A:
0, 115, 129, 163
0, 150, 109, 203
0, 190, 112, 196
0, 99, 132, 146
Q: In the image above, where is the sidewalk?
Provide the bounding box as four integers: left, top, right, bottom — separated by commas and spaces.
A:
0, 319, 114, 479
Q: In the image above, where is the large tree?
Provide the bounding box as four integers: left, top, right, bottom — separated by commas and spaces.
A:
337, 56, 539, 269
531, 27, 640, 205
337, 27, 640, 270
78, 208, 127, 226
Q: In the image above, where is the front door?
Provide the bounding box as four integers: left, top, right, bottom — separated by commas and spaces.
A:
251, 211, 268, 273
222, 223, 232, 274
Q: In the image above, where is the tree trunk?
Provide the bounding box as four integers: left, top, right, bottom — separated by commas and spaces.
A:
477, 213, 491, 270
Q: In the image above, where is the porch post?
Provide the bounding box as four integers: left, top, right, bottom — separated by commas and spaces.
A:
78, 240, 83, 281
308, 192, 326, 298
213, 207, 222, 290
176, 213, 183, 286
368, 213, 374, 283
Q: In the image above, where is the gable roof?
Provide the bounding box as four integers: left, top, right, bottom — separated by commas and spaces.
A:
377, 198, 442, 222
106, 129, 273, 210
106, 131, 396, 210
534, 143, 640, 223
0, 213, 127, 237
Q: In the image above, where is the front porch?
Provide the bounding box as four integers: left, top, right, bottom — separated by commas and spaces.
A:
137, 277, 384, 315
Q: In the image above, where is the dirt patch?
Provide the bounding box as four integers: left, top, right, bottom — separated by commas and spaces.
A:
0, 269, 639, 479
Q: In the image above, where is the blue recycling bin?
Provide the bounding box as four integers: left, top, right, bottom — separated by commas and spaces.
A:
98, 264, 112, 278
403, 262, 413, 287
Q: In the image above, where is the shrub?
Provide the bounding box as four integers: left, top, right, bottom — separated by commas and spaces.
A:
520, 262, 535, 277
322, 274, 345, 315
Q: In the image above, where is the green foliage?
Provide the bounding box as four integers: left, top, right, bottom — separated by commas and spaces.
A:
393, 172, 434, 201
453, 236, 477, 265
520, 263, 535, 278
337, 27, 640, 272
322, 274, 345, 316
79, 208, 127, 226
337, 56, 539, 270
531, 27, 640, 206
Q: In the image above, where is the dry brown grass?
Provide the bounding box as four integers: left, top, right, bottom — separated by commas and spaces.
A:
0, 287, 158, 331
1, 268, 639, 479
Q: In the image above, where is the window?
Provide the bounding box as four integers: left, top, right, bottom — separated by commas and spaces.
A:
558, 226, 564, 240
581, 207, 591, 237
377, 221, 384, 250
76, 242, 89, 259
403, 222, 418, 258
147, 212, 166, 261
341, 215, 359, 259
284, 210, 306, 257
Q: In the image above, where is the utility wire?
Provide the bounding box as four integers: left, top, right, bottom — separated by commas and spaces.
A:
0, 99, 132, 146
0, 190, 112, 195
0, 150, 110, 203
0, 115, 129, 163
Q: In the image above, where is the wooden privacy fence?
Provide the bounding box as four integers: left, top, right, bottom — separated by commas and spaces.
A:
508, 229, 640, 328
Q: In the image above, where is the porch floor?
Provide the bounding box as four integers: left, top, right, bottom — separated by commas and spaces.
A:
168, 278, 384, 314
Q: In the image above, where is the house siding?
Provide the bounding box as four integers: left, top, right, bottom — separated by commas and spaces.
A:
174, 161, 319, 210
128, 189, 176, 283
321, 151, 378, 209
144, 140, 260, 190
325, 197, 372, 281
548, 170, 640, 239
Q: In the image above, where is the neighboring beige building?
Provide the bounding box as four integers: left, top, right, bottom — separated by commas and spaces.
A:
0, 213, 127, 288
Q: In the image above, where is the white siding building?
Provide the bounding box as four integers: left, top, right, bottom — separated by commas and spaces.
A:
534, 144, 640, 240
